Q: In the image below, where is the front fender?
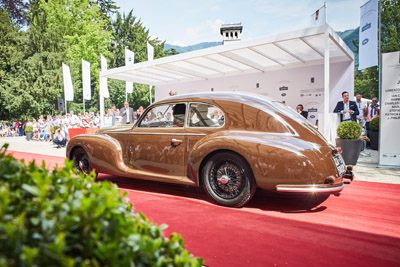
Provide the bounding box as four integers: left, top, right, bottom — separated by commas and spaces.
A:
67, 134, 127, 175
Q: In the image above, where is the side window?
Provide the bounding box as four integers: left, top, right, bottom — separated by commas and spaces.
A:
138, 103, 186, 128
189, 103, 225, 127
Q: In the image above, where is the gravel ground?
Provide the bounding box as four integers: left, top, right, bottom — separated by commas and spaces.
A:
1, 136, 399, 184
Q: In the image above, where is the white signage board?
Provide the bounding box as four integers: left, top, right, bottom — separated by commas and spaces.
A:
379, 51, 400, 167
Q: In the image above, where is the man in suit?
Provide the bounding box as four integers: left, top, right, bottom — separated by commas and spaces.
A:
333, 91, 359, 122
120, 102, 135, 124
296, 104, 308, 119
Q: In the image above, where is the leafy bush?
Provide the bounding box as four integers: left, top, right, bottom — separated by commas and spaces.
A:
24, 126, 33, 133
0, 144, 203, 266
370, 117, 380, 132
337, 121, 361, 140
50, 126, 58, 134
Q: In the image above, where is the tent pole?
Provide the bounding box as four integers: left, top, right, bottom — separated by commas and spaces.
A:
323, 28, 330, 141
99, 74, 104, 128
149, 85, 152, 105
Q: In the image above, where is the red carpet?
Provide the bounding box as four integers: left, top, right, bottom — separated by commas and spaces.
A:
8, 151, 400, 266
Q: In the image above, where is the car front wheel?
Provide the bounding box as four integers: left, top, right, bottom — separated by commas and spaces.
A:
72, 147, 92, 176
202, 152, 256, 207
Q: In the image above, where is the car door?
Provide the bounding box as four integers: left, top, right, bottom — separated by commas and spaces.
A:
124, 102, 188, 179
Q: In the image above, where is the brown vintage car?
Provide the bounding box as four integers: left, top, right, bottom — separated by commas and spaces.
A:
67, 92, 348, 207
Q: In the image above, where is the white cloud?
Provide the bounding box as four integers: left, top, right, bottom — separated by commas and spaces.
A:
210, 5, 220, 12
171, 40, 187, 47
178, 19, 224, 45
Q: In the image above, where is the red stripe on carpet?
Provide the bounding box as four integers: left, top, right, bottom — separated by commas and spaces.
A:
8, 151, 400, 266
6, 150, 65, 170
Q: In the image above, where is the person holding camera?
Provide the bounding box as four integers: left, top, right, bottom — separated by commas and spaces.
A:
53, 127, 67, 148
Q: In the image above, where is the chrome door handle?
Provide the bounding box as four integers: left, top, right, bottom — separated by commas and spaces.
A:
171, 138, 183, 146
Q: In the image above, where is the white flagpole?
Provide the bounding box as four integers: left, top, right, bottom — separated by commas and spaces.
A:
324, 2, 327, 24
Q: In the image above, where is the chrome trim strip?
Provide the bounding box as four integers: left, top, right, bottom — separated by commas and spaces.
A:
276, 184, 344, 193
104, 132, 206, 136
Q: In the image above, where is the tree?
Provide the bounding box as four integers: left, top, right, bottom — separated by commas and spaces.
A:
0, 0, 29, 26
31, 0, 113, 114
107, 10, 169, 110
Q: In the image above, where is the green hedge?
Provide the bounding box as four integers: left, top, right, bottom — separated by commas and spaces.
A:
25, 126, 33, 133
370, 117, 379, 132
0, 144, 203, 266
337, 121, 361, 140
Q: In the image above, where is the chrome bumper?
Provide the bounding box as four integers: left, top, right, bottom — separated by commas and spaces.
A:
276, 182, 344, 193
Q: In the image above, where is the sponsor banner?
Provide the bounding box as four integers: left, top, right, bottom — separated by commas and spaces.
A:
125, 48, 135, 94
100, 55, 109, 98
82, 59, 91, 100
379, 51, 400, 167
311, 4, 326, 26
62, 63, 74, 101
359, 0, 378, 70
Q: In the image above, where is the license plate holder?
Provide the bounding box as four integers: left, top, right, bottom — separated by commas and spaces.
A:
333, 154, 346, 177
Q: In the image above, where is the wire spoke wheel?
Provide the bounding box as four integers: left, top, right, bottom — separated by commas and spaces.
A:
73, 148, 91, 176
210, 161, 245, 199
202, 152, 256, 207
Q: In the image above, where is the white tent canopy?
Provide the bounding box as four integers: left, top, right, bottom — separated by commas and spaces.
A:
101, 24, 353, 86
100, 24, 354, 141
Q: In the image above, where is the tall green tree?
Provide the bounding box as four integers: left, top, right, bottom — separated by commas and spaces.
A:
32, 0, 113, 114
107, 10, 169, 110
0, 8, 26, 119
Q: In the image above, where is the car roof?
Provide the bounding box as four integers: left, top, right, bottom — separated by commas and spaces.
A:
157, 91, 275, 106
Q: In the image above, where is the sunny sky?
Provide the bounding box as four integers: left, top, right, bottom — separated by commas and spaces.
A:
114, 0, 367, 46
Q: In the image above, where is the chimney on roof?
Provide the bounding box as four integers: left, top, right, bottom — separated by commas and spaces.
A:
220, 23, 242, 45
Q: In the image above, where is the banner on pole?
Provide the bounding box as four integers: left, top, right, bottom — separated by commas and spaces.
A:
147, 42, 154, 61
82, 59, 91, 100
379, 51, 400, 167
125, 48, 135, 94
100, 55, 109, 98
311, 4, 326, 26
62, 63, 74, 101
359, 0, 378, 70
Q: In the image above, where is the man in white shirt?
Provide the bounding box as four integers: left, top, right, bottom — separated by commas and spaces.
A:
355, 92, 367, 128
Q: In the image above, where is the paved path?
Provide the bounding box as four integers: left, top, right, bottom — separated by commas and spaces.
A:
1, 136, 399, 184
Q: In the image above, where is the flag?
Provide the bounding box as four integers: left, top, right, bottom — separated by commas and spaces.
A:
359, 0, 378, 70
125, 47, 134, 94
100, 54, 109, 98
82, 59, 91, 100
147, 42, 154, 61
62, 63, 74, 101
311, 4, 326, 26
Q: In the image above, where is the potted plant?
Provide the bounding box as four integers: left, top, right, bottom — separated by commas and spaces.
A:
25, 125, 33, 141
336, 121, 363, 165
369, 117, 379, 150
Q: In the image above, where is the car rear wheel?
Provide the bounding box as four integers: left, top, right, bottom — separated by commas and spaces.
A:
72, 148, 92, 176
202, 152, 256, 207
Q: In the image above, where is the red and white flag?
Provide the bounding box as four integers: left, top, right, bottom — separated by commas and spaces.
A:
311, 4, 326, 26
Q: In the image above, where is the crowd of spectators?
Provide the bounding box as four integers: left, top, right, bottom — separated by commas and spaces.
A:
0, 111, 106, 147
